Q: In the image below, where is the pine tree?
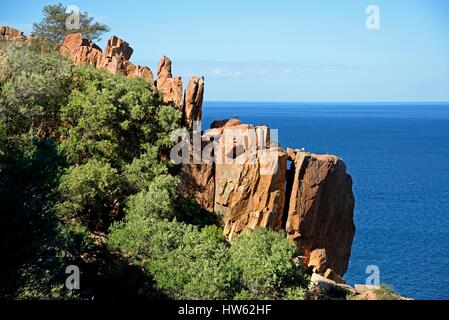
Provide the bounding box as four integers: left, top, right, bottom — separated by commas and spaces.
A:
32, 3, 110, 44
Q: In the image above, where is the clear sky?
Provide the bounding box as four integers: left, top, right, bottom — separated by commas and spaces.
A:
2, 0, 449, 102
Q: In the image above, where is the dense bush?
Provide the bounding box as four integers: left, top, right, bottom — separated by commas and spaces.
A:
109, 203, 309, 300
109, 212, 238, 299
59, 66, 181, 167
55, 65, 182, 230
0, 41, 183, 299
0, 40, 72, 141
230, 229, 308, 300
56, 159, 122, 230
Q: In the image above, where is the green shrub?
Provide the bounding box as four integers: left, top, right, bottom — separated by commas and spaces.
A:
373, 285, 400, 300
109, 216, 237, 300
230, 228, 307, 300
0, 41, 72, 141
123, 145, 169, 192
56, 159, 122, 230
124, 175, 179, 220
59, 66, 181, 167
110, 216, 309, 300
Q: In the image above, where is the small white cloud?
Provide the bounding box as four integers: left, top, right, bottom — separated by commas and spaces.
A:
210, 67, 242, 78
281, 68, 293, 76
255, 69, 269, 76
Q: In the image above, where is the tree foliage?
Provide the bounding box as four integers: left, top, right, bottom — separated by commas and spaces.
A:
0, 40, 72, 141
230, 228, 308, 300
59, 66, 181, 167
32, 3, 110, 44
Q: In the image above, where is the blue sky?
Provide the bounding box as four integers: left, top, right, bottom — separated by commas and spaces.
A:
2, 0, 449, 102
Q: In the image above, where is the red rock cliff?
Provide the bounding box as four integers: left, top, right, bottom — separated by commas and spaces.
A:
1, 27, 356, 279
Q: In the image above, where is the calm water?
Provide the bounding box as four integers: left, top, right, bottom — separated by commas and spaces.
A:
202, 102, 449, 300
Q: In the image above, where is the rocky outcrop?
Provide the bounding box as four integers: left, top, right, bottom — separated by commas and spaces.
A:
179, 162, 215, 213
157, 56, 183, 110
181, 122, 355, 276
3, 26, 356, 280
184, 76, 204, 130
104, 35, 133, 61
215, 125, 288, 240
59, 33, 155, 88
60, 33, 103, 67
56, 30, 356, 279
285, 151, 355, 276
211, 119, 241, 129
0, 26, 26, 42
58, 33, 205, 142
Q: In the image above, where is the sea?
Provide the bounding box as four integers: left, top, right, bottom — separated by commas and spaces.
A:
202, 101, 449, 300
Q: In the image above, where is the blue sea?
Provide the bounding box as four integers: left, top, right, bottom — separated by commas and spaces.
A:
202, 102, 449, 300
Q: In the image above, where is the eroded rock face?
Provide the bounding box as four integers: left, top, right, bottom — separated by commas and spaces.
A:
217, 149, 288, 240
180, 163, 215, 212
157, 56, 183, 110
213, 124, 287, 240
60, 33, 103, 67
179, 122, 289, 240
178, 121, 355, 276
286, 151, 356, 276
59, 33, 155, 88
210, 119, 241, 129
104, 35, 133, 60
0, 26, 27, 41
184, 76, 204, 129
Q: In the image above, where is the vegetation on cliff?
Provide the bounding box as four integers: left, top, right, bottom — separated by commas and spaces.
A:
0, 34, 309, 299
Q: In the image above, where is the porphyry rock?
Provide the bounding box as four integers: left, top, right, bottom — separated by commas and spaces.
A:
286, 151, 355, 276
184, 76, 204, 129
0, 26, 27, 41
210, 119, 241, 129
324, 268, 346, 284
179, 162, 215, 213
213, 125, 288, 240
104, 35, 133, 60
60, 33, 103, 67
309, 272, 355, 299
60, 33, 155, 88
307, 248, 328, 274
157, 56, 183, 110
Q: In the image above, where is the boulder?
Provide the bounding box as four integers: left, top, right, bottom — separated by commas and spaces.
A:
0, 26, 26, 41
60, 33, 103, 67
307, 248, 328, 274
210, 119, 241, 129
286, 151, 355, 276
309, 272, 355, 299
324, 268, 346, 284
125, 64, 155, 84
